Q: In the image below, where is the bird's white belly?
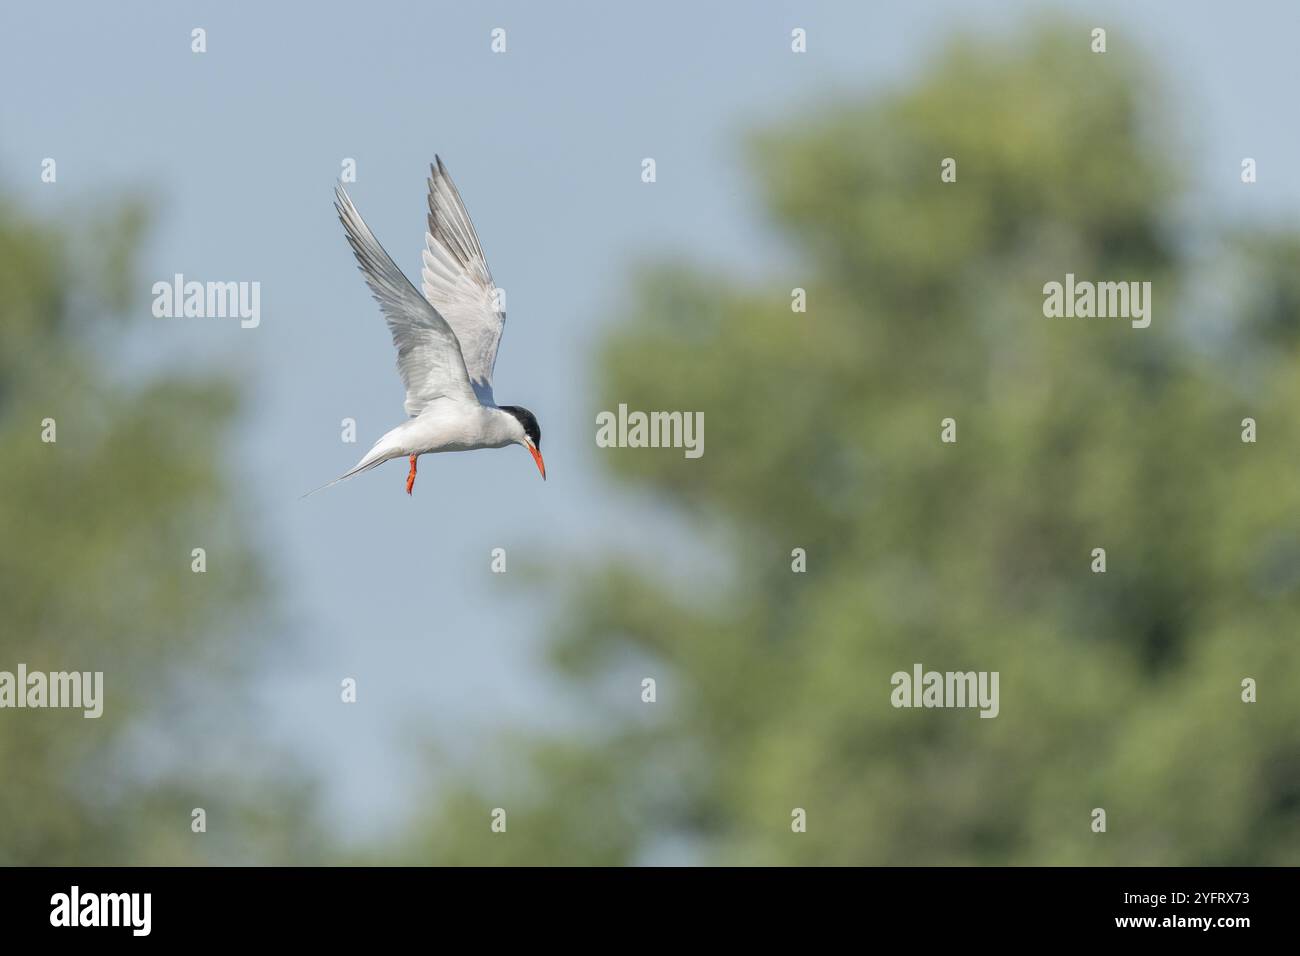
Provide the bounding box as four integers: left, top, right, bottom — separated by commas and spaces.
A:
399, 403, 512, 455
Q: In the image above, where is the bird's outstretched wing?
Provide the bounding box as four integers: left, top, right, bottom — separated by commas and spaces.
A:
335, 184, 477, 416
421, 156, 505, 406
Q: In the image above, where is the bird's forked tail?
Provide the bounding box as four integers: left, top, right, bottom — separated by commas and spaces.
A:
300, 446, 396, 499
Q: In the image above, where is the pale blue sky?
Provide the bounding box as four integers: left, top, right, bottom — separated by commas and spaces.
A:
3, 0, 1297, 838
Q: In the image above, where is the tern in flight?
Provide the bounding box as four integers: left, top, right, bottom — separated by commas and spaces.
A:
309, 158, 544, 496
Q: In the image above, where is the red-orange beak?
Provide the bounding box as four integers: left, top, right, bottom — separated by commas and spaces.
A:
527, 441, 546, 480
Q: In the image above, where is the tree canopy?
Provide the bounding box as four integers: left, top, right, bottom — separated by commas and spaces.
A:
397, 25, 1300, 865
0, 194, 317, 864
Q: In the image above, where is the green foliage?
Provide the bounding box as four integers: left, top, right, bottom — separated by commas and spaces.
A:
0, 193, 318, 864
406, 25, 1300, 864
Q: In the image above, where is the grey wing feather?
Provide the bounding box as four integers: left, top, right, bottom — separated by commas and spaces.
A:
335, 183, 477, 416
421, 156, 505, 405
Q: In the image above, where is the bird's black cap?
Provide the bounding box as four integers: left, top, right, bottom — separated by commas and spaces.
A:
500, 405, 541, 449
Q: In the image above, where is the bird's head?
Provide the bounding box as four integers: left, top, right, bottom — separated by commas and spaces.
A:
499, 405, 545, 480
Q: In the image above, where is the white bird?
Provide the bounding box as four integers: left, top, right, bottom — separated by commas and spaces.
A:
308, 157, 544, 497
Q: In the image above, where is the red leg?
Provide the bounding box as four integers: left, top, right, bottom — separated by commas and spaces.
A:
405, 455, 417, 495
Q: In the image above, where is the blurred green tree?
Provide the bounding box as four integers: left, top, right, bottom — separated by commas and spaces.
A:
0, 193, 320, 864
397, 24, 1300, 866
